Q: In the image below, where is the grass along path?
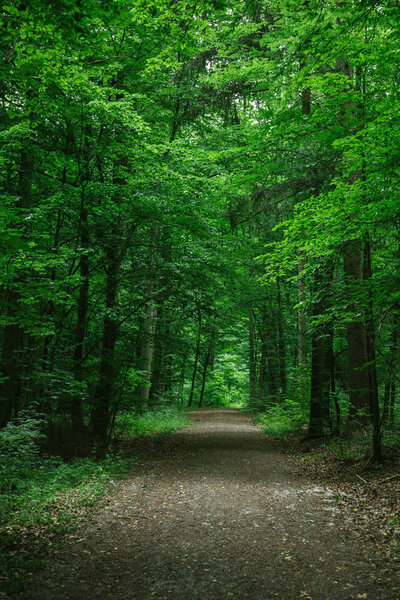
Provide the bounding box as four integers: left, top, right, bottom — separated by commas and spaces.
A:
21, 409, 399, 600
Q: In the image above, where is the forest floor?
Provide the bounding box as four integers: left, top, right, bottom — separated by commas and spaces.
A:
20, 408, 399, 600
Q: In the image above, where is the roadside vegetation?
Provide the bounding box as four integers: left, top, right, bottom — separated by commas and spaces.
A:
0, 407, 188, 597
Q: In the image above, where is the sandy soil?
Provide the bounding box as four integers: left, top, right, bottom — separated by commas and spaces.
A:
21, 408, 399, 600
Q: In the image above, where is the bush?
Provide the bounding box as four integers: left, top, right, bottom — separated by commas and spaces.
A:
256, 400, 307, 436
0, 415, 46, 494
114, 406, 189, 437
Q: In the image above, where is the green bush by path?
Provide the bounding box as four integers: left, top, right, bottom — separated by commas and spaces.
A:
114, 406, 189, 437
256, 400, 307, 436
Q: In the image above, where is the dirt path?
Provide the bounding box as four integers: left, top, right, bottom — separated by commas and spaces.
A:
22, 409, 399, 600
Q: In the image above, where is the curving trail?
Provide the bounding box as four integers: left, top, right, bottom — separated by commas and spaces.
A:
22, 409, 399, 600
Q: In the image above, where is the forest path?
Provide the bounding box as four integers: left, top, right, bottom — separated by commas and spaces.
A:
22, 408, 398, 600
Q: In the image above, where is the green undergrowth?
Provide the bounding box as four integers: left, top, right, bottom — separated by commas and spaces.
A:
256, 400, 307, 436
0, 416, 135, 598
1, 407, 191, 596
114, 406, 190, 438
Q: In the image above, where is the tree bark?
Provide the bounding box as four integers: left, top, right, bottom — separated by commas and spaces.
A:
257, 305, 268, 407
343, 239, 369, 422
248, 306, 257, 407
188, 308, 201, 408
135, 294, 157, 411
335, 1, 370, 426
308, 261, 334, 437
0, 149, 34, 426
363, 237, 381, 460
91, 249, 121, 456
298, 256, 307, 401
277, 277, 287, 398
198, 345, 212, 408
71, 191, 89, 430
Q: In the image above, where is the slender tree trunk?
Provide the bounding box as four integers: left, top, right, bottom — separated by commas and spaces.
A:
71, 126, 92, 430
148, 315, 163, 405
298, 253, 307, 401
257, 305, 268, 407
297, 84, 311, 402
277, 277, 287, 398
248, 307, 257, 407
188, 309, 202, 408
389, 378, 396, 427
136, 294, 158, 411
0, 149, 34, 426
91, 250, 121, 456
71, 191, 89, 430
331, 351, 341, 435
179, 358, 186, 404
363, 237, 381, 460
266, 317, 279, 403
198, 346, 211, 408
387, 310, 398, 426
308, 261, 334, 437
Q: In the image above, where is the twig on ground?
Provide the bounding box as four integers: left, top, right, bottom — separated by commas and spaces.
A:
355, 473, 368, 484
379, 473, 400, 485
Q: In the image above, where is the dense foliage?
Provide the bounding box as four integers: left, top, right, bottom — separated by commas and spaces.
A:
1, 0, 400, 465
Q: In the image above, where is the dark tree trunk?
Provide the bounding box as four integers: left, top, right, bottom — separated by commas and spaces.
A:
277, 277, 287, 398
343, 239, 370, 423
91, 251, 120, 456
298, 253, 308, 402
335, 3, 370, 425
249, 307, 257, 407
266, 318, 279, 403
198, 346, 211, 408
148, 315, 164, 405
188, 309, 201, 408
363, 237, 382, 461
257, 305, 268, 407
0, 149, 34, 426
308, 261, 334, 437
71, 192, 89, 430
135, 295, 157, 411
179, 358, 186, 404
387, 309, 399, 426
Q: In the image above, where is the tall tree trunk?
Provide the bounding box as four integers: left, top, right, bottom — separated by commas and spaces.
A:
71, 191, 89, 430
91, 250, 121, 456
136, 294, 158, 411
343, 239, 369, 422
257, 305, 268, 408
335, 1, 370, 426
277, 277, 287, 398
72, 126, 91, 430
266, 318, 279, 403
0, 149, 34, 426
297, 83, 311, 401
148, 314, 163, 405
387, 309, 399, 427
363, 237, 381, 461
248, 306, 257, 407
198, 345, 212, 408
188, 309, 202, 408
298, 255, 307, 401
179, 358, 186, 404
308, 261, 334, 437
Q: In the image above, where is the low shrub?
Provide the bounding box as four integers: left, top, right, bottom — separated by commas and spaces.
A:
256, 400, 307, 436
113, 406, 189, 438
